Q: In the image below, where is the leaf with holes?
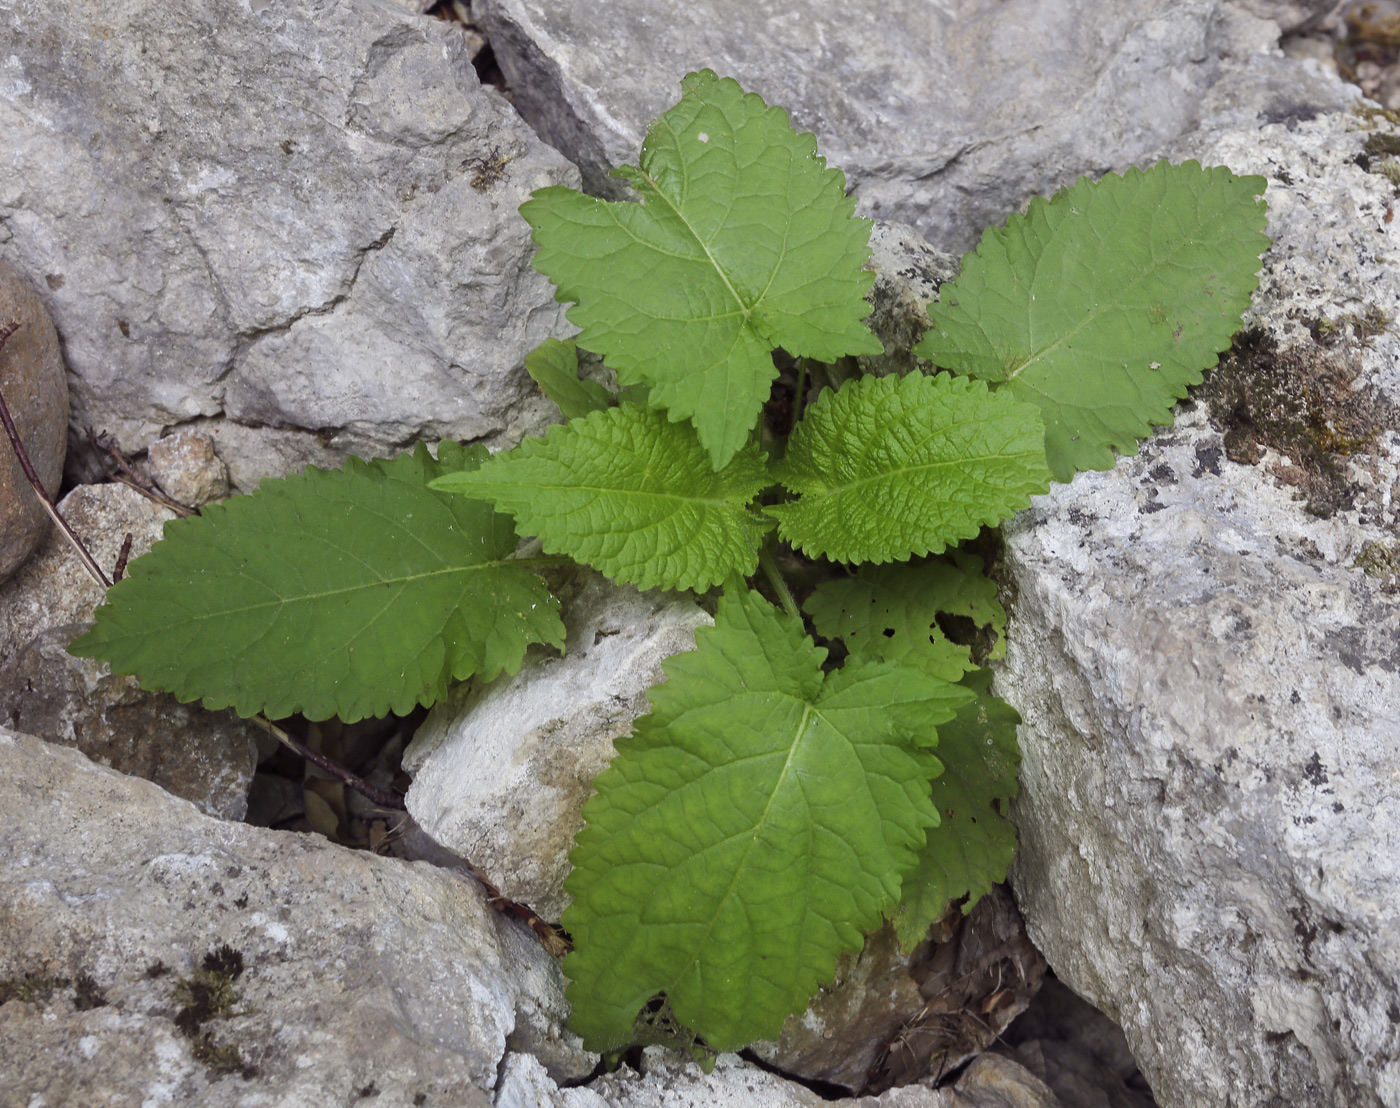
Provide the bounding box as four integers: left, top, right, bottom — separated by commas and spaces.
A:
69, 443, 564, 722
521, 69, 881, 469
562, 587, 972, 1051
431, 404, 772, 592
767, 373, 1050, 564
915, 160, 1268, 480
806, 553, 1007, 682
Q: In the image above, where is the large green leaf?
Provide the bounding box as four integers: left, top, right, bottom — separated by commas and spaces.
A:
916, 160, 1268, 481
432, 404, 771, 592
563, 588, 972, 1052
806, 554, 1007, 682
767, 373, 1050, 564
893, 670, 1021, 950
521, 69, 881, 469
69, 444, 564, 722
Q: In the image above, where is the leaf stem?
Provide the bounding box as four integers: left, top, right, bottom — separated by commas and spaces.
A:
792, 357, 809, 427
252, 714, 406, 810
758, 544, 801, 622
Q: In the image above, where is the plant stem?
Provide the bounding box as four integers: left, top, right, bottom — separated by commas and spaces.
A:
792, 357, 809, 426
252, 714, 406, 810
0, 321, 112, 589
758, 544, 801, 622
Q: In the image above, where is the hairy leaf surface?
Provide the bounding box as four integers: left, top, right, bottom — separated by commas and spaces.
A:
525, 337, 611, 420
893, 670, 1021, 950
563, 588, 972, 1051
806, 553, 1007, 682
767, 374, 1050, 563
521, 69, 881, 468
431, 404, 771, 592
69, 444, 564, 722
916, 161, 1268, 480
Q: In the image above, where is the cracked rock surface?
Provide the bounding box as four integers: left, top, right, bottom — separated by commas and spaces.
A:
474, 0, 1351, 254
0, 0, 577, 486
0, 725, 575, 1107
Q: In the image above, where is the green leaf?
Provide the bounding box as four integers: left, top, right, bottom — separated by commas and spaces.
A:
525, 338, 612, 420
767, 373, 1051, 564
69, 444, 565, 722
893, 670, 1022, 951
805, 553, 1007, 682
915, 160, 1269, 481
562, 588, 972, 1052
431, 404, 771, 592
521, 69, 881, 469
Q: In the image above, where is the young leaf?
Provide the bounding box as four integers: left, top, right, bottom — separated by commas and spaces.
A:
525, 338, 612, 420
915, 160, 1269, 481
805, 553, 1007, 682
767, 373, 1051, 564
521, 69, 881, 469
892, 670, 1021, 951
431, 404, 771, 592
69, 444, 564, 722
562, 588, 973, 1052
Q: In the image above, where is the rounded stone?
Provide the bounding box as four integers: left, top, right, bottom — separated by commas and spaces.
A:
0, 259, 68, 584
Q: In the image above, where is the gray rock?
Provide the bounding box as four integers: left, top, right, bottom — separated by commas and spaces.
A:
404, 570, 712, 922
512, 1046, 1061, 1108
940, 1054, 1064, 1108
0, 0, 577, 483
0, 724, 573, 1106
860, 222, 960, 380
998, 111, 1400, 1107
473, 0, 1352, 253
0, 483, 258, 819
147, 428, 229, 507
0, 258, 67, 584
1230, 0, 1337, 33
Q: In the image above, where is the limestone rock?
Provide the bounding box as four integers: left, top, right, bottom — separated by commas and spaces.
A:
0, 259, 68, 584
860, 222, 960, 380
147, 428, 229, 507
998, 110, 1400, 1108
1230, 0, 1337, 33
0, 725, 572, 1106
473, 0, 1352, 253
504, 1046, 1063, 1108
0, 0, 578, 483
404, 570, 712, 922
0, 483, 258, 819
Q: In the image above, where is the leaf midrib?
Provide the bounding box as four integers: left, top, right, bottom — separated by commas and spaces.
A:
130, 557, 523, 630
635, 166, 756, 325
670, 690, 897, 1035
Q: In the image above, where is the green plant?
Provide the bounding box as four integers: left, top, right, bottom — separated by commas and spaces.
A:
70, 70, 1268, 1056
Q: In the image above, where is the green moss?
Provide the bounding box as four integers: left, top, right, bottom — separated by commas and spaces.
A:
171, 944, 257, 1080
1352, 103, 1400, 129
1198, 328, 1393, 518
1364, 132, 1400, 158
1355, 541, 1400, 590
0, 971, 70, 1006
